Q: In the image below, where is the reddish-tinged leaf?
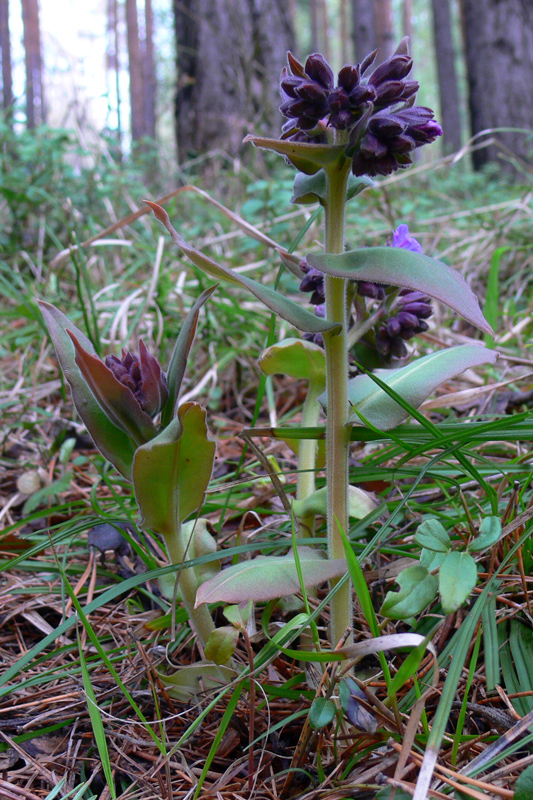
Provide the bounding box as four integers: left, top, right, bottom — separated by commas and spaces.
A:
138, 339, 168, 417
39, 301, 136, 480
68, 330, 156, 446
195, 547, 347, 605
308, 246, 494, 336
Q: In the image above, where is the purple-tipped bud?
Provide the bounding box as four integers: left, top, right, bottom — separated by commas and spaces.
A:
357, 281, 387, 300
105, 341, 168, 418
387, 317, 402, 337
305, 53, 335, 89
397, 311, 420, 329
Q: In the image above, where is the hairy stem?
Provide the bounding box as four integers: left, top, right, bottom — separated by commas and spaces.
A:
323, 155, 353, 648
296, 380, 324, 535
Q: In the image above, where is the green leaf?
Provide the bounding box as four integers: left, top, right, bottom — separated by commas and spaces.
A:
39, 301, 137, 480
414, 519, 451, 552
22, 471, 72, 515
224, 600, 254, 627
146, 202, 340, 335
258, 338, 325, 386
381, 566, 438, 620
439, 551, 478, 613
244, 133, 346, 175
205, 626, 240, 665
292, 485, 378, 521
419, 548, 447, 572
133, 403, 216, 537
338, 346, 498, 429
308, 246, 494, 335
515, 764, 533, 800
161, 662, 236, 701
469, 515, 502, 552
291, 169, 373, 205
162, 285, 218, 427
309, 697, 336, 729
195, 547, 347, 605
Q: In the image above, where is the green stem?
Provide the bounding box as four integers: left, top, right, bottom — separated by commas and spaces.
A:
296, 380, 324, 535
323, 155, 353, 649
164, 527, 216, 652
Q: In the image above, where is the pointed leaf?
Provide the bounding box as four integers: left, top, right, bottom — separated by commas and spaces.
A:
205, 626, 240, 665
338, 345, 498, 429
146, 202, 340, 335
244, 134, 346, 175
308, 246, 494, 336
259, 337, 326, 385
68, 330, 156, 446
138, 339, 168, 417
439, 551, 478, 613
381, 565, 438, 620
39, 301, 136, 480
162, 285, 218, 426
469, 515, 502, 552
195, 547, 347, 605
133, 403, 216, 537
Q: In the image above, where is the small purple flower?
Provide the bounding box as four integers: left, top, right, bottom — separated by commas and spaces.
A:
391, 223, 422, 252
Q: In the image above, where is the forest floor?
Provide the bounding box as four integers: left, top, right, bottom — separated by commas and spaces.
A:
2, 144, 533, 799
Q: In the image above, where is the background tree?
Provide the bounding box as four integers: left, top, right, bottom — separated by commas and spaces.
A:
0, 0, 13, 112
352, 0, 393, 64
125, 0, 156, 144
431, 0, 461, 153
173, 0, 294, 161
21, 0, 45, 128
461, 0, 533, 171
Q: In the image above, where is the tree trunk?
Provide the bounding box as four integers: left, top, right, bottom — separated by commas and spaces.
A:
125, 0, 145, 143
0, 0, 13, 111
142, 0, 156, 140
461, 0, 533, 171
339, 0, 350, 65
431, 0, 461, 153
173, 0, 294, 161
352, 0, 376, 62
106, 0, 122, 146
375, 0, 394, 60
21, 0, 44, 128
402, 0, 413, 42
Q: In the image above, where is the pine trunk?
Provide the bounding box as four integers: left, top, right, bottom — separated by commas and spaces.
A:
375, 0, 394, 60
431, 0, 462, 153
125, 0, 145, 143
0, 0, 13, 110
142, 0, 156, 140
352, 0, 376, 62
21, 0, 44, 128
173, 0, 294, 161
461, 0, 533, 171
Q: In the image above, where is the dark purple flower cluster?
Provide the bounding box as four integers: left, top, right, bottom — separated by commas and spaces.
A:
375, 289, 433, 359
105, 340, 168, 417
299, 258, 325, 305
279, 41, 441, 177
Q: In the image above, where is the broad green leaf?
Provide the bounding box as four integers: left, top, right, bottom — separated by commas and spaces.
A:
133, 403, 216, 537
381, 565, 438, 620
205, 626, 240, 665
291, 169, 373, 205
162, 285, 218, 426
469, 515, 502, 552
414, 519, 450, 552
515, 764, 533, 800
308, 246, 494, 336
195, 547, 347, 605
244, 133, 346, 175
68, 330, 157, 445
439, 551, 478, 613
292, 485, 378, 521
39, 301, 136, 480
224, 600, 254, 627
309, 697, 336, 729
147, 202, 340, 335
419, 548, 447, 572
339, 345, 498, 429
259, 338, 325, 386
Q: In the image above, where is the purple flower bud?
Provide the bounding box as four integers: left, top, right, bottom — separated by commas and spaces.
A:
357, 281, 387, 300
391, 224, 423, 252
387, 317, 402, 337
397, 311, 420, 329
105, 340, 168, 418
401, 302, 433, 319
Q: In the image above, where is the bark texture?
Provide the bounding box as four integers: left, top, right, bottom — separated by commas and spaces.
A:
352, 0, 376, 62
173, 0, 294, 159
431, 0, 461, 153
125, 0, 145, 142
461, 0, 533, 170
21, 0, 44, 128
0, 0, 13, 110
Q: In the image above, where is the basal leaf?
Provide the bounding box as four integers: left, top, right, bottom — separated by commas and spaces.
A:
309, 697, 336, 729
308, 246, 494, 335
195, 547, 347, 605
259, 338, 326, 385
439, 551, 478, 613
381, 565, 438, 620
515, 764, 533, 800
39, 301, 136, 480
133, 402, 216, 537
146, 202, 340, 335
414, 519, 450, 552
469, 515, 502, 552
340, 345, 498, 429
